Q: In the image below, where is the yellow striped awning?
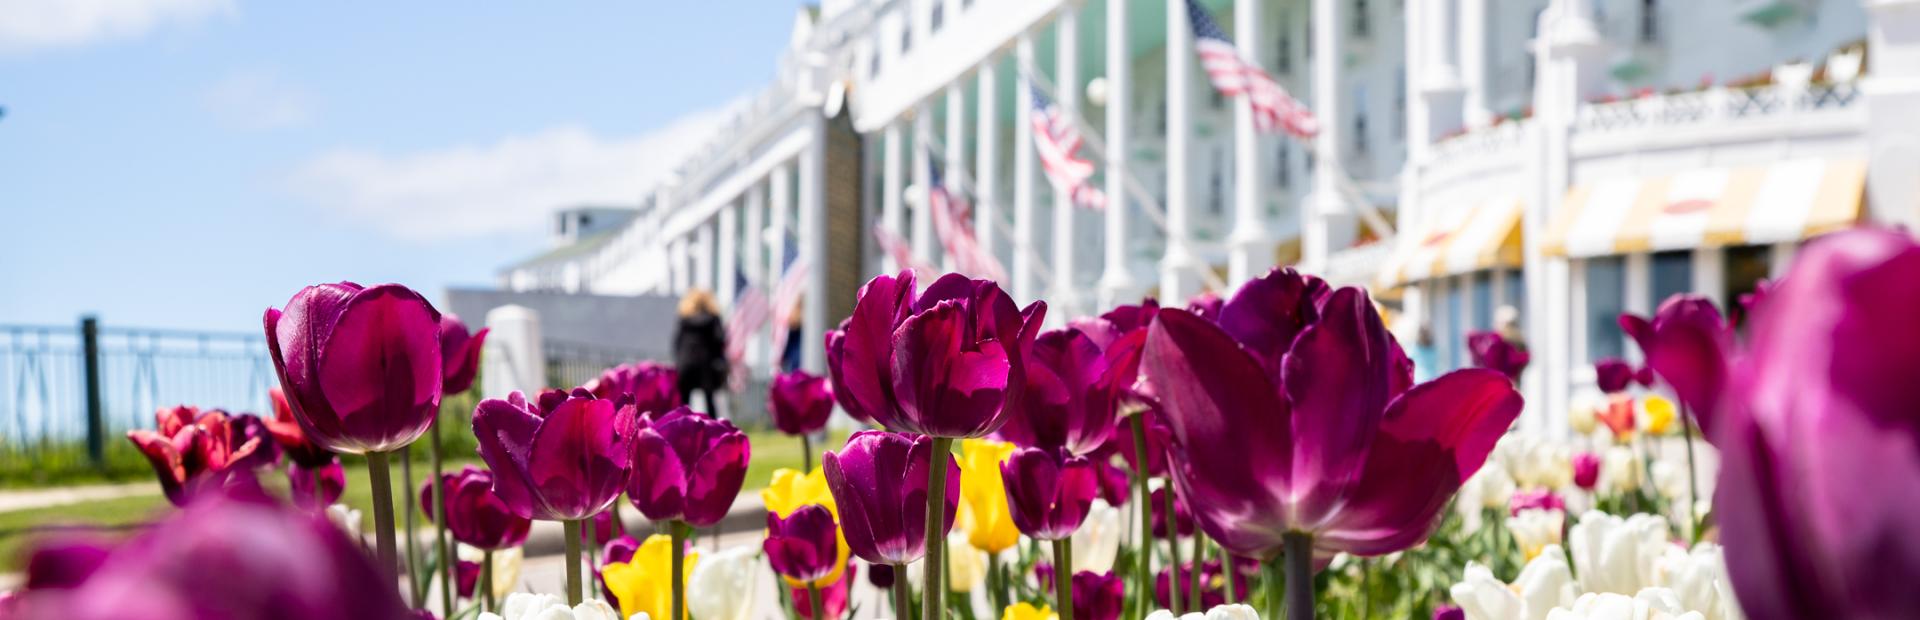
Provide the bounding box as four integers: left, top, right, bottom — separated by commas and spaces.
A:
1377, 196, 1525, 286
1542, 159, 1865, 258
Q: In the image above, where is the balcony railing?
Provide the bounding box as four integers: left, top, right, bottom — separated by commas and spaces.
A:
1572, 82, 1860, 135
1428, 118, 1532, 163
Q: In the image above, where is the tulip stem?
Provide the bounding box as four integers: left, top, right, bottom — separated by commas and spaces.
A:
309, 467, 324, 511
1164, 481, 1182, 615
893, 562, 913, 619
808, 583, 825, 620
1282, 532, 1314, 619
1223, 551, 1237, 604
923, 437, 954, 620
482, 549, 495, 613
402, 446, 420, 606
431, 421, 454, 615
1680, 403, 1702, 544
366, 451, 401, 586
1190, 532, 1207, 608
987, 550, 1005, 613
563, 519, 583, 606
1129, 416, 1154, 616
1054, 538, 1075, 620
671, 520, 687, 620
802, 433, 814, 473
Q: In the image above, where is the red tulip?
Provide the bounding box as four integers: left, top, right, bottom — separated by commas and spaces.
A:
126, 406, 265, 505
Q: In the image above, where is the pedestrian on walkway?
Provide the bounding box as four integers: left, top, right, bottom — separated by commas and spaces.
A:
673, 289, 729, 417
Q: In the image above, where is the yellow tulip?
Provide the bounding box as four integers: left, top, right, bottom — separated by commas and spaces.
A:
1639, 394, 1677, 435
957, 439, 1021, 554
760, 467, 850, 588
603, 534, 698, 620
1002, 602, 1058, 620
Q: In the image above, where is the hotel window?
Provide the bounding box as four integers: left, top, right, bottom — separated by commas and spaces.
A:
1650, 250, 1692, 307
1353, 0, 1371, 38
1276, 27, 1293, 73
1208, 146, 1225, 215
1586, 256, 1627, 363
1471, 272, 1493, 331
869, 39, 882, 78
931, 1, 944, 33
1640, 0, 1659, 43
1724, 245, 1772, 328
1275, 143, 1292, 187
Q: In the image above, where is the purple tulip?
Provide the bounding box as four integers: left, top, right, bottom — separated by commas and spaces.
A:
1594, 357, 1634, 394
1149, 487, 1195, 538
1153, 559, 1255, 611
1073, 571, 1124, 620
827, 271, 1045, 439
1715, 229, 1920, 618
867, 561, 895, 589
1434, 605, 1466, 620
598, 535, 641, 603
22, 534, 111, 590
227, 413, 279, 470
265, 282, 444, 455
454, 559, 481, 600
1140, 268, 1522, 559
764, 504, 841, 585
288, 458, 345, 510
770, 370, 835, 436
1095, 457, 1131, 506
1466, 330, 1530, 382
126, 407, 266, 505
1619, 295, 1733, 435
472, 389, 639, 521
438, 314, 489, 396
627, 406, 751, 527
997, 319, 1147, 456
1507, 489, 1565, 516
1001, 447, 1099, 541
420, 465, 532, 550
3, 491, 410, 620
821, 430, 960, 565
1185, 292, 1224, 321
585, 361, 681, 416
1572, 452, 1601, 490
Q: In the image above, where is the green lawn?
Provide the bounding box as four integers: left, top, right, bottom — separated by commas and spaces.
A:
0, 427, 843, 572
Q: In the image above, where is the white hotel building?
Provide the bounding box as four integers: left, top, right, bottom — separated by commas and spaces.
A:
503, 0, 1920, 433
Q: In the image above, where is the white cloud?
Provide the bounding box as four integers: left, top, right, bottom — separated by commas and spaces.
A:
0, 0, 231, 56
203, 69, 314, 130
288, 102, 740, 242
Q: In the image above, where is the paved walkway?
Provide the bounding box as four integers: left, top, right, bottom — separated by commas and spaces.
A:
0, 482, 156, 513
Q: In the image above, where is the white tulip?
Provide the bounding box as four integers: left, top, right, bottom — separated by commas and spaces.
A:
1649, 460, 1687, 502
1456, 467, 1516, 535
1652, 543, 1744, 620
1543, 589, 1701, 620
1144, 604, 1259, 620
458, 544, 524, 604
1450, 563, 1522, 620
481, 592, 623, 620
1569, 392, 1602, 436
1601, 448, 1642, 494
326, 503, 362, 541
1514, 545, 1579, 620
1513, 439, 1574, 490
1568, 511, 1672, 595
1071, 499, 1124, 575
1449, 547, 1575, 620
688, 545, 758, 620
1507, 509, 1566, 561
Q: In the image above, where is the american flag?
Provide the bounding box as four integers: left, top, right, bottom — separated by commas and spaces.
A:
929, 159, 1009, 282
767, 256, 810, 368
1029, 83, 1108, 210
1186, 0, 1319, 139
723, 269, 767, 390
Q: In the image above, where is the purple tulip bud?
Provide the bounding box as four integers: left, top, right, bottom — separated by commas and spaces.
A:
997, 320, 1146, 455
437, 314, 489, 396
763, 504, 841, 585
1149, 487, 1195, 538
1073, 570, 1124, 620
1466, 330, 1530, 382
1141, 268, 1522, 560
1716, 229, 1920, 618
1619, 295, 1734, 435
627, 406, 751, 527
126, 407, 266, 505
454, 560, 481, 600
473, 389, 639, 521
866, 561, 895, 589
420, 465, 532, 550
226, 413, 279, 470
1001, 447, 1099, 541
822, 430, 960, 565
1572, 451, 1601, 490
770, 370, 835, 436
289, 458, 346, 510
4, 491, 410, 620
584, 361, 681, 416
265, 282, 444, 455
1095, 457, 1131, 506
828, 271, 1045, 439
1594, 357, 1635, 395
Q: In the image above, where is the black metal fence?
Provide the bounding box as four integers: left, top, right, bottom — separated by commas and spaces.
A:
1, 318, 275, 467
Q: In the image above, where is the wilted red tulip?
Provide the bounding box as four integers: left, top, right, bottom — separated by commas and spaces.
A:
822, 431, 960, 565
421, 465, 532, 550
438, 314, 489, 395
770, 370, 834, 436
126, 406, 265, 505
264, 282, 444, 455
472, 389, 639, 521
627, 406, 751, 527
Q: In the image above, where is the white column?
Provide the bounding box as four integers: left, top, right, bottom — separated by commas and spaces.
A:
882, 123, 906, 272
1227, 0, 1272, 287
799, 126, 829, 374
1691, 247, 1726, 310
1460, 0, 1491, 127
945, 83, 967, 273
912, 103, 936, 265
1421, 0, 1465, 140
1014, 36, 1040, 303
696, 220, 717, 292
977, 61, 999, 260
767, 162, 793, 374
1097, 0, 1134, 307
743, 181, 767, 367
1051, 7, 1082, 319
1161, 0, 1201, 301
1865, 0, 1920, 231
670, 237, 690, 293
1304, 0, 1343, 273
717, 201, 739, 308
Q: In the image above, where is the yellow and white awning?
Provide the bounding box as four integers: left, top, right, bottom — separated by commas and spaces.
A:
1378, 196, 1525, 286
1542, 159, 1865, 258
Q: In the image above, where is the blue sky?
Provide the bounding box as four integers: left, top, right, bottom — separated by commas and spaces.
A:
0, 1, 797, 331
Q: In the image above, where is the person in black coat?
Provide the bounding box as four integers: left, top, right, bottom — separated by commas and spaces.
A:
672, 289, 729, 417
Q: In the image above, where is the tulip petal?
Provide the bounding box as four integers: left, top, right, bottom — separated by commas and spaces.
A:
526, 397, 628, 520
891, 301, 1012, 438
471, 396, 545, 520
628, 429, 689, 522
1280, 287, 1394, 527
1315, 369, 1520, 555
315, 284, 443, 453
838, 272, 916, 431
683, 430, 751, 527
1217, 268, 1323, 378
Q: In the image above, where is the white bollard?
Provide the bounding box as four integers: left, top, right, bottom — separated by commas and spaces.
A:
482, 305, 545, 399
